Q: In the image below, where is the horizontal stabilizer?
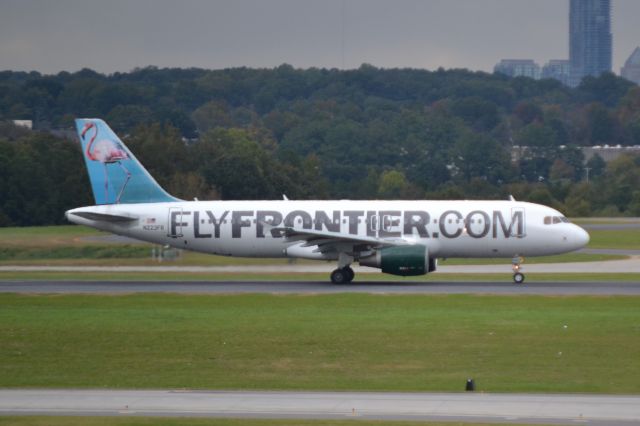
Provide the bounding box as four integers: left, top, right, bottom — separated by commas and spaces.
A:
67, 211, 138, 223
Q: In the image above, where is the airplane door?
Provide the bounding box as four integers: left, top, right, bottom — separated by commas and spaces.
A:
381, 215, 392, 232
167, 207, 184, 238
511, 207, 526, 237
370, 215, 380, 232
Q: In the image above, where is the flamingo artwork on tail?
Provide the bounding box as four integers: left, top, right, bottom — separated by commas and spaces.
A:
80, 121, 131, 204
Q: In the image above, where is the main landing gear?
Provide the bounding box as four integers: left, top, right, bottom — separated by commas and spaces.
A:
330, 266, 355, 284
512, 255, 525, 284
331, 252, 355, 284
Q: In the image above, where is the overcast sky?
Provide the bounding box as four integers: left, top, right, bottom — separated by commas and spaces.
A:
1, 0, 639, 75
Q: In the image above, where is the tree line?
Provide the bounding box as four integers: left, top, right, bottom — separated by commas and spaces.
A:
1, 65, 640, 226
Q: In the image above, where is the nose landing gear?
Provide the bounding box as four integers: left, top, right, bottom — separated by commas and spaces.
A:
512, 255, 525, 284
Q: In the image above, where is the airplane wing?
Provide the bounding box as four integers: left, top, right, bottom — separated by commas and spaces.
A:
270, 226, 411, 255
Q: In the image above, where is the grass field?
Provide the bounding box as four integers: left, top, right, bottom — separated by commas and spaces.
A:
572, 217, 640, 225
1, 293, 639, 394
0, 417, 547, 426
0, 225, 318, 266
587, 229, 640, 250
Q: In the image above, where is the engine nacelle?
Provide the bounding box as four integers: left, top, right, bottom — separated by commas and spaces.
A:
359, 245, 435, 276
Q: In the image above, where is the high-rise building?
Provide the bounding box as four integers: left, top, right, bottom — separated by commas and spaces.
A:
621, 47, 640, 85
494, 59, 541, 80
569, 0, 612, 87
542, 60, 571, 85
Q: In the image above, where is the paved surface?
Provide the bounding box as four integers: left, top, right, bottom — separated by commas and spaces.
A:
1, 389, 639, 425
2, 279, 640, 295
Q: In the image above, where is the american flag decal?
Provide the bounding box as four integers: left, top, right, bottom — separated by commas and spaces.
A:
146, 218, 156, 224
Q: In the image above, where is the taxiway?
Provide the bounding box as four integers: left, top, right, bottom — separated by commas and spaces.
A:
1, 389, 639, 425
1, 279, 640, 295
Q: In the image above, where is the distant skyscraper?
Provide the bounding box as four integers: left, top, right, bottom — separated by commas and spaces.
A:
494, 59, 541, 80
542, 60, 571, 86
621, 47, 640, 85
569, 0, 612, 87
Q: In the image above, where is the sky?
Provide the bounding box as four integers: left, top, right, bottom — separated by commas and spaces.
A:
1, 0, 640, 75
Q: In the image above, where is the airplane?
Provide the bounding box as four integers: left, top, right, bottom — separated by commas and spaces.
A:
66, 118, 590, 284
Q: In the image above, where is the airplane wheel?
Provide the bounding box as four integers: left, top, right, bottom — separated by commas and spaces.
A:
513, 272, 525, 284
331, 268, 348, 284
343, 266, 355, 282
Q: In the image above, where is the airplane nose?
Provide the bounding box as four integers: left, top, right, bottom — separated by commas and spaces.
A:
573, 225, 590, 249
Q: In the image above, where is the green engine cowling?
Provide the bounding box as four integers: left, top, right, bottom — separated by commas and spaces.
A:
359, 245, 436, 276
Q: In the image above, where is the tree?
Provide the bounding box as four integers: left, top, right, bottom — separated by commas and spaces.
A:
577, 72, 635, 107
585, 103, 617, 144
378, 170, 408, 199
450, 96, 500, 131
513, 101, 543, 125
564, 183, 592, 217
452, 132, 511, 183
585, 154, 606, 180
602, 155, 640, 212
191, 100, 233, 134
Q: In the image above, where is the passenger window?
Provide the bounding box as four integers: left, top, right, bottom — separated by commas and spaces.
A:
544, 216, 552, 225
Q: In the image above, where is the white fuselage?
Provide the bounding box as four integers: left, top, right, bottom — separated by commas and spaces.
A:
66, 199, 590, 260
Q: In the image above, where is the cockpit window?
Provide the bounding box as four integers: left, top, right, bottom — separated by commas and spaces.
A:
544, 215, 570, 225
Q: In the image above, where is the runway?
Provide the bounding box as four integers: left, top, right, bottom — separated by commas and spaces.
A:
1, 389, 639, 425
2, 279, 640, 295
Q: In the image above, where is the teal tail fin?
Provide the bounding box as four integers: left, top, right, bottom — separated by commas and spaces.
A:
75, 118, 179, 205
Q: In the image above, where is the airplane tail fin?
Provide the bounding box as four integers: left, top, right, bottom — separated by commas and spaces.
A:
75, 118, 179, 205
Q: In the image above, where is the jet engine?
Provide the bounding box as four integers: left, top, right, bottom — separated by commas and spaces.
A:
359, 245, 436, 276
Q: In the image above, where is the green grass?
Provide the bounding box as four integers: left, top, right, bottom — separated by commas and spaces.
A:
573, 217, 640, 225
587, 229, 640, 250
0, 225, 102, 247
0, 417, 548, 426
440, 252, 626, 265
0, 225, 316, 266
0, 245, 149, 261
0, 252, 315, 267
1, 293, 639, 394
